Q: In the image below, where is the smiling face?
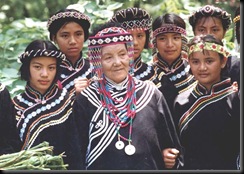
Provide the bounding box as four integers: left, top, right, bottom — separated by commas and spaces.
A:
54, 22, 85, 64
156, 33, 182, 65
101, 44, 130, 83
29, 57, 57, 94
188, 50, 227, 91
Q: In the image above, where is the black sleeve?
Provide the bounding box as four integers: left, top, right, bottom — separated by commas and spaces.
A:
0, 84, 22, 155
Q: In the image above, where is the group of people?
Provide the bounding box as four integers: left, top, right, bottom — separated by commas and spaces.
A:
0, 3, 240, 171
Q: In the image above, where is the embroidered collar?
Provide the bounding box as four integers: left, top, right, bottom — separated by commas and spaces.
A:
194, 78, 233, 96
104, 75, 129, 91
61, 53, 84, 69
25, 83, 58, 102
156, 53, 182, 71
134, 55, 142, 70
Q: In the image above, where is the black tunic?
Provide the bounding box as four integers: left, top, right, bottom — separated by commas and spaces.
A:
59, 54, 92, 98
174, 78, 240, 170
73, 76, 183, 170
227, 55, 240, 90
133, 56, 157, 81
0, 83, 21, 155
13, 83, 82, 169
153, 53, 196, 113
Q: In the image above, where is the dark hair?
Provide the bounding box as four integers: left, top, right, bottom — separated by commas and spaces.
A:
234, 6, 240, 44
152, 13, 186, 31
109, 7, 152, 49
189, 5, 232, 33
152, 13, 187, 55
188, 34, 228, 77
47, 8, 91, 41
19, 40, 63, 82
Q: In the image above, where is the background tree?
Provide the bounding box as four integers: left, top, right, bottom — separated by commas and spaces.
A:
0, 0, 240, 97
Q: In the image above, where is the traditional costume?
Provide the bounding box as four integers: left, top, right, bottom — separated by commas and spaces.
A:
0, 83, 21, 155
174, 37, 240, 170
152, 24, 196, 112
73, 26, 183, 170
13, 46, 81, 169
174, 78, 239, 169
47, 10, 92, 98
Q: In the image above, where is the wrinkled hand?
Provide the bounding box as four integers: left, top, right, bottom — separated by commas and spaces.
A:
74, 77, 89, 95
162, 148, 179, 169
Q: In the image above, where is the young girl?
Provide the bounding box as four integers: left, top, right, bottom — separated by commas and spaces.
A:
12, 40, 82, 169
174, 34, 240, 169
47, 8, 92, 97
189, 4, 240, 90
152, 13, 196, 113
109, 7, 156, 81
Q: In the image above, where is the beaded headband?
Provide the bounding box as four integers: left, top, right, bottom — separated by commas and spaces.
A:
88, 27, 134, 77
47, 11, 91, 29
153, 24, 186, 38
233, 15, 240, 23
188, 42, 229, 58
189, 5, 232, 30
18, 49, 66, 63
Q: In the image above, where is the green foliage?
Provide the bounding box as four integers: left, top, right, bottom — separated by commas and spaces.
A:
0, 18, 48, 96
0, 0, 239, 97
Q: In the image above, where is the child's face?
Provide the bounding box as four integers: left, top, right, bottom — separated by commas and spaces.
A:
156, 33, 182, 66
54, 22, 85, 61
29, 57, 57, 94
128, 29, 147, 60
194, 17, 226, 41
188, 50, 227, 91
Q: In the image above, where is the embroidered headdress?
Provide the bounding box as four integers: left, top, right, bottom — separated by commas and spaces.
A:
109, 7, 153, 48
18, 40, 66, 63
47, 8, 91, 41
188, 35, 229, 59
18, 40, 66, 83
189, 5, 232, 31
88, 26, 134, 78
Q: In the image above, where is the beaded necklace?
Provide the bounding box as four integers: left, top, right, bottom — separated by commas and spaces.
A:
98, 75, 137, 155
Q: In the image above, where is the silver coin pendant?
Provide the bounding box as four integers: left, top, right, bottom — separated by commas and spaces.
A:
115, 140, 124, 150
124, 144, 136, 155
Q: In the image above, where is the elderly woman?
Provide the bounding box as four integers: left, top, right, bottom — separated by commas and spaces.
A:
72, 22, 183, 170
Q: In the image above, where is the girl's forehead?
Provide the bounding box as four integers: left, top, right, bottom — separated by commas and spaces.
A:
196, 17, 223, 26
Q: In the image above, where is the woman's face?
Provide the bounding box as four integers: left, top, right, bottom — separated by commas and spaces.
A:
101, 44, 130, 84
188, 50, 227, 91
128, 29, 146, 60
194, 17, 226, 40
54, 22, 85, 62
29, 57, 57, 94
156, 33, 182, 65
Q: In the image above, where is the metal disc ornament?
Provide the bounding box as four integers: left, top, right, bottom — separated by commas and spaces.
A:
124, 144, 136, 155
115, 140, 125, 150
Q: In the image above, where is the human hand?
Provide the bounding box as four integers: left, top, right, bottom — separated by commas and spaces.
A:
74, 77, 89, 95
162, 148, 179, 169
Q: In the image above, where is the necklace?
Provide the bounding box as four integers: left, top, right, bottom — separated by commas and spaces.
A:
99, 75, 137, 155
